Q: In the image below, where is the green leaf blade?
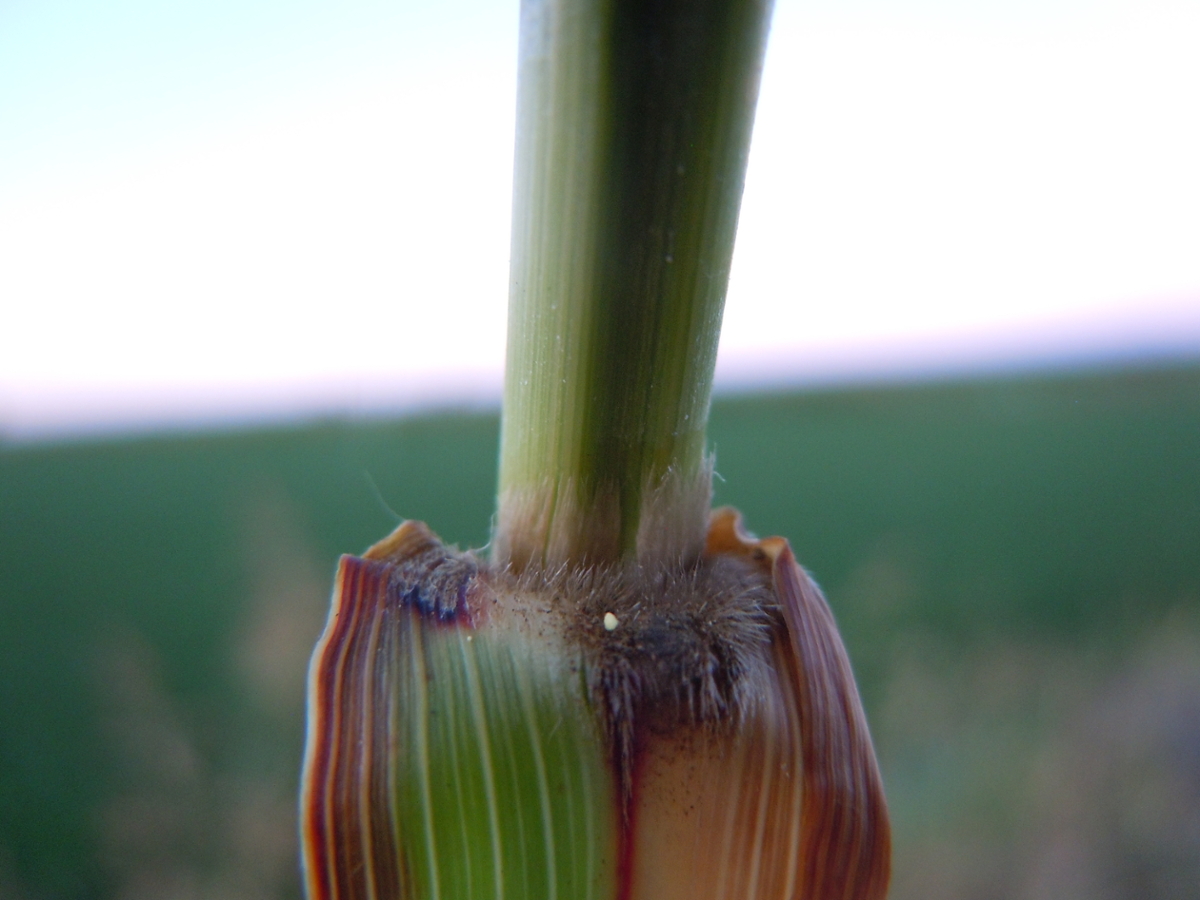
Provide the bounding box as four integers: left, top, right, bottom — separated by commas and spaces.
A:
303, 542, 618, 900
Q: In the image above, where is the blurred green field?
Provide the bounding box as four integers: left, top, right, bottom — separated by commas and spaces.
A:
2, 364, 1198, 899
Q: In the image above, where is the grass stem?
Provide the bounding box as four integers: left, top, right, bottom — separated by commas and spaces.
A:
495, 0, 774, 571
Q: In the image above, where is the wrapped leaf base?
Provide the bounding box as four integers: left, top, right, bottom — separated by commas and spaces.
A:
302, 512, 890, 900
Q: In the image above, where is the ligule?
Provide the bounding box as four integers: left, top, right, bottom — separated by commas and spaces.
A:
302, 516, 890, 900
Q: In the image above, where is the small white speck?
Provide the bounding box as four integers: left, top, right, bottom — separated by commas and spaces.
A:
603, 612, 619, 632
466, 634, 473, 642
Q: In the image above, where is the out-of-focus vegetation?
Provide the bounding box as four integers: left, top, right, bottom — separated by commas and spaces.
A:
2, 364, 1198, 899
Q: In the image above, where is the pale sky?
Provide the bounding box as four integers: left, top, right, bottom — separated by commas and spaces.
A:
2, 0, 1198, 439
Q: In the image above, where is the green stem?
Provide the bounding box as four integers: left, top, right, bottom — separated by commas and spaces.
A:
494, 0, 774, 571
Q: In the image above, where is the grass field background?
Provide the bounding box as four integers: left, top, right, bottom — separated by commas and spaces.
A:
2, 363, 1198, 899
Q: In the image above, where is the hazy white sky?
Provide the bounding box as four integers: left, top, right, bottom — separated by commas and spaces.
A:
2, 0, 1198, 439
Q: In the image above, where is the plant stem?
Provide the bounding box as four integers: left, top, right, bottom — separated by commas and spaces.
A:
494, 0, 774, 571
